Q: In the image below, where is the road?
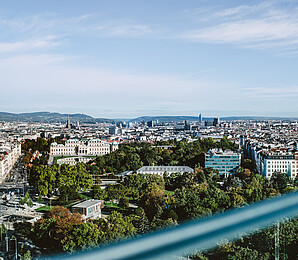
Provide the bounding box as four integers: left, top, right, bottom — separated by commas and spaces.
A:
0, 160, 32, 219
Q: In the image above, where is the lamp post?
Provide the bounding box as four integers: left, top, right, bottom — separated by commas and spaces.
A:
275, 222, 280, 260
5, 236, 8, 252
11, 236, 18, 259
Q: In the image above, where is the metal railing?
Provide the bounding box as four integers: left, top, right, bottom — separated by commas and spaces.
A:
56, 192, 298, 260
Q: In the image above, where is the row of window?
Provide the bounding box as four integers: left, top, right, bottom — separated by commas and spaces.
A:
206, 156, 240, 159
206, 162, 239, 165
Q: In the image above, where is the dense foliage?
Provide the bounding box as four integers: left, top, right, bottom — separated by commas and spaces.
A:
90, 137, 238, 174
28, 163, 93, 201
18, 138, 298, 258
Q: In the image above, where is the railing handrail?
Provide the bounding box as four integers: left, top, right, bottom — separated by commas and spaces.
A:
55, 192, 298, 260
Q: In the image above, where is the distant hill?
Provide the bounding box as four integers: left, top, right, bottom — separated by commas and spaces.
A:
0, 112, 297, 123
220, 116, 298, 121
130, 116, 200, 123
0, 112, 97, 123
130, 115, 298, 122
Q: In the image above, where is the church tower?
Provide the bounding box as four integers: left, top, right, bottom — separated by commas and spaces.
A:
66, 114, 71, 129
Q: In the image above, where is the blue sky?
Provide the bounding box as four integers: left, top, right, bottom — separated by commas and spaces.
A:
0, 0, 298, 118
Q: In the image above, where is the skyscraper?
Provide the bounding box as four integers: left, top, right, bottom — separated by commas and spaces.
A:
198, 113, 202, 124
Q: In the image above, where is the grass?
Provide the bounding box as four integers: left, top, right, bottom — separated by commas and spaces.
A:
164, 190, 174, 195
104, 202, 120, 208
35, 205, 54, 212
79, 193, 92, 200
125, 196, 138, 201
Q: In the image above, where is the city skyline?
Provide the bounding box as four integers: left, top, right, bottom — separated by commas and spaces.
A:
1, 0, 298, 117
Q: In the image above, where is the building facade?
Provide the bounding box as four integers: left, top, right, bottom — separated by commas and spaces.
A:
136, 166, 194, 176
261, 153, 298, 179
0, 141, 21, 177
205, 149, 241, 175
71, 199, 104, 219
50, 139, 118, 157
244, 139, 298, 179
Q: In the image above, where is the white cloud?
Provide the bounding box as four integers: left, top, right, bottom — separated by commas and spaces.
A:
236, 86, 298, 98
181, 1, 298, 51
0, 13, 159, 42
182, 19, 298, 43
0, 37, 59, 52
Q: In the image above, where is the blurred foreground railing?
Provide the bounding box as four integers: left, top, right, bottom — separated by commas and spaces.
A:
56, 192, 298, 260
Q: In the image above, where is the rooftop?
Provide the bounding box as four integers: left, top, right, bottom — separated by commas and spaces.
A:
72, 199, 103, 208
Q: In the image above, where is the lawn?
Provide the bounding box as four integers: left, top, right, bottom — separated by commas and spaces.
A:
164, 190, 174, 195
35, 205, 54, 212
104, 201, 120, 208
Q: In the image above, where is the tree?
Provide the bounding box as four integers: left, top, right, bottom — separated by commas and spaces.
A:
21, 250, 32, 260
19, 191, 30, 205
140, 183, 165, 221
271, 172, 291, 192
244, 176, 265, 203
102, 211, 136, 242
131, 208, 150, 234
27, 198, 33, 207
224, 176, 243, 189
226, 188, 245, 207
1, 223, 7, 239
92, 185, 106, 200
105, 184, 122, 202
14, 222, 33, 239
174, 186, 212, 221
33, 206, 82, 251
118, 197, 129, 209
66, 222, 103, 252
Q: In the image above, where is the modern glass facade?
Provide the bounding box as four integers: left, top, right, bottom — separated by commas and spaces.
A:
205, 149, 241, 175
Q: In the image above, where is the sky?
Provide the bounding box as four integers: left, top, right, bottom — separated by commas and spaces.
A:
0, 0, 298, 118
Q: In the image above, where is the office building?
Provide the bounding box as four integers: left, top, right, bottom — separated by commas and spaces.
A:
136, 166, 194, 176
205, 148, 241, 175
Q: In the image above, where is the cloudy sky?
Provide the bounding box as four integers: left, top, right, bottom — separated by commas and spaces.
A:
0, 0, 298, 118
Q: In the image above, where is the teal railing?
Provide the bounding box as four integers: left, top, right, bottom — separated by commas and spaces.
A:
56, 192, 298, 260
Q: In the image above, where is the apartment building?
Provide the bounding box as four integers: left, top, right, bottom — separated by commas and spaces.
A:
0, 140, 21, 177
244, 139, 298, 179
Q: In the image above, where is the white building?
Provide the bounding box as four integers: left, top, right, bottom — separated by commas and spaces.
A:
50, 139, 118, 157
136, 166, 194, 176
260, 152, 298, 179
244, 140, 298, 179
56, 156, 93, 166
71, 199, 104, 219
0, 141, 22, 177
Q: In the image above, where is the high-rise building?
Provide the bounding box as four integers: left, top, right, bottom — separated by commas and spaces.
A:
198, 113, 202, 124
109, 126, 118, 135
147, 120, 155, 127
213, 117, 220, 127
